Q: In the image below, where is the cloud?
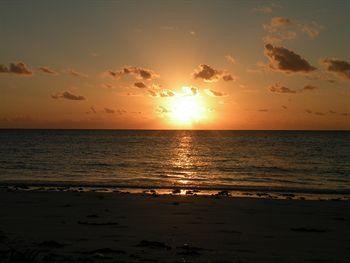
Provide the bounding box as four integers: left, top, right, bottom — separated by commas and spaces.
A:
301, 84, 318, 91
305, 109, 313, 114
225, 54, 236, 64
192, 64, 234, 82
322, 59, 350, 80
134, 82, 147, 89
0, 62, 32, 75
38, 67, 58, 75
67, 69, 88, 78
264, 17, 292, 33
301, 22, 323, 38
263, 17, 322, 44
148, 88, 175, 97
101, 83, 116, 89
269, 83, 318, 94
259, 109, 269, 112
182, 86, 199, 96
159, 89, 175, 97
108, 66, 159, 81
104, 108, 115, 114
157, 106, 171, 114
51, 91, 86, 101
268, 83, 297, 94
329, 110, 337, 114
282, 105, 287, 109
148, 89, 158, 97
86, 106, 97, 114
264, 44, 316, 73
205, 89, 227, 97
263, 31, 297, 44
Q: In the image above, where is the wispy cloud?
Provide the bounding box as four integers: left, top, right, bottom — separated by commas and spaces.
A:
38, 66, 58, 75
225, 54, 236, 64
205, 89, 227, 97
269, 83, 318, 94
104, 108, 115, 114
51, 91, 86, 101
268, 83, 297, 94
107, 66, 159, 81
67, 69, 88, 78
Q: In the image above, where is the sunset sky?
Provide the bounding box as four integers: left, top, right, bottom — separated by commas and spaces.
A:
0, 0, 349, 130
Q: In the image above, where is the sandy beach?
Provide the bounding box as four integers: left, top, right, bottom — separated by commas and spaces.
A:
0, 188, 349, 263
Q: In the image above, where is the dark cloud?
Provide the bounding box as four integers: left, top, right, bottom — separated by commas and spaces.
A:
282, 105, 287, 109
192, 64, 234, 82
258, 109, 269, 112
0, 62, 32, 75
38, 67, 58, 75
108, 66, 159, 81
305, 109, 313, 114
205, 89, 227, 97
104, 108, 115, 114
134, 82, 147, 89
301, 85, 318, 91
52, 91, 86, 101
268, 83, 297, 94
322, 59, 350, 80
264, 44, 316, 73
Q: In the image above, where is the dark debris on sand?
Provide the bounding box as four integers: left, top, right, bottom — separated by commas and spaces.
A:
136, 240, 171, 250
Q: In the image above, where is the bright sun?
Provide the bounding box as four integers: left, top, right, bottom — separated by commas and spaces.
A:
169, 87, 206, 124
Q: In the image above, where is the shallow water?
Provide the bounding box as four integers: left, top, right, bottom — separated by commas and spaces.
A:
0, 130, 349, 195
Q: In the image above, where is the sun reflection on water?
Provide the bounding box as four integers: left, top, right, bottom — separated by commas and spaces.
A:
170, 132, 198, 185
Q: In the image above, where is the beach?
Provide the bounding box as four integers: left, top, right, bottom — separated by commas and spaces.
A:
0, 188, 349, 263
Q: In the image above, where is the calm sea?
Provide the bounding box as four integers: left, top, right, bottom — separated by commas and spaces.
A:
0, 130, 349, 195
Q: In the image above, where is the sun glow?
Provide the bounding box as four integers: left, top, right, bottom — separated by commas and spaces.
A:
169, 87, 206, 124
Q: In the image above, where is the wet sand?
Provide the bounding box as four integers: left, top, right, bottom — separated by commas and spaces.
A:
0, 188, 349, 262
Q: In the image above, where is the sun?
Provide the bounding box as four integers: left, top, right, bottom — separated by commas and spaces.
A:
169, 87, 206, 124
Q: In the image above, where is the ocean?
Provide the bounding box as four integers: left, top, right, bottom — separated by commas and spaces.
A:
0, 129, 349, 196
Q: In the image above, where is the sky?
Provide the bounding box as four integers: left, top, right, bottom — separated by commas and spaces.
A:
0, 0, 349, 130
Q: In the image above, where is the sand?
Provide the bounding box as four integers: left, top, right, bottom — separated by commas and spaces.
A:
0, 188, 349, 263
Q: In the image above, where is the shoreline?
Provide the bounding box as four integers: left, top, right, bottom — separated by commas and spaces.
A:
1, 182, 350, 201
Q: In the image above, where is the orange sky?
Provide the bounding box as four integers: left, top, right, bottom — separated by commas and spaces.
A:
0, 1, 349, 130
